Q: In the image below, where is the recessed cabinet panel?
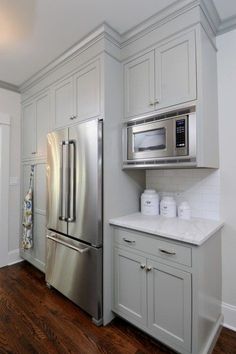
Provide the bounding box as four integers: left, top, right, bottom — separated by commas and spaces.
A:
155, 31, 196, 109
113, 248, 147, 326
124, 51, 155, 118
22, 102, 36, 159
53, 76, 74, 128
34, 163, 47, 212
147, 261, 191, 351
74, 61, 100, 121
36, 93, 50, 157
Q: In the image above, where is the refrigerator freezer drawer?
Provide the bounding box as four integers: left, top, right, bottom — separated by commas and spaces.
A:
45, 232, 102, 322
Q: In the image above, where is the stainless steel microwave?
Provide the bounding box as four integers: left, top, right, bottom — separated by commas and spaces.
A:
123, 111, 196, 169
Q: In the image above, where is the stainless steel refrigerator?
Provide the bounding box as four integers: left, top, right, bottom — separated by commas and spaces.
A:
45, 118, 103, 325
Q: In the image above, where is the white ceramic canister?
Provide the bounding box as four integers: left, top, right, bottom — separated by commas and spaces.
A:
160, 196, 177, 218
178, 201, 191, 220
141, 189, 159, 216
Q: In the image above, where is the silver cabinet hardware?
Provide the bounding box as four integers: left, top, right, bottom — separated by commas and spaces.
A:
31, 152, 37, 154
46, 235, 89, 254
70, 115, 77, 120
122, 237, 136, 244
146, 266, 152, 272
159, 248, 176, 255
154, 99, 160, 104
140, 264, 146, 269
149, 101, 155, 106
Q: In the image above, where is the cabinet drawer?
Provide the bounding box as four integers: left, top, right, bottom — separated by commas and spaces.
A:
114, 228, 192, 267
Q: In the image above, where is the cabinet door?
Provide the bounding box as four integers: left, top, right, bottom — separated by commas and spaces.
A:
35, 92, 50, 158
113, 248, 147, 326
22, 101, 36, 159
74, 60, 100, 121
155, 31, 196, 109
147, 260, 191, 352
124, 51, 155, 118
52, 76, 74, 128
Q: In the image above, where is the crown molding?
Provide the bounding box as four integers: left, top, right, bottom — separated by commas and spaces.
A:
20, 0, 222, 92
217, 15, 236, 36
0, 80, 20, 93
20, 23, 121, 93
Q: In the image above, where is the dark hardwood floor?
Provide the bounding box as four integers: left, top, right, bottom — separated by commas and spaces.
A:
0, 262, 235, 354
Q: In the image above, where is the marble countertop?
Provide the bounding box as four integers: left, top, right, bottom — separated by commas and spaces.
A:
109, 213, 224, 246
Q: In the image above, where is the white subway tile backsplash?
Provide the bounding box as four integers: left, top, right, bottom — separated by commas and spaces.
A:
146, 169, 220, 220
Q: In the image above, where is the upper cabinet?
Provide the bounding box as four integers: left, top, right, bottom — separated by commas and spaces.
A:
22, 91, 50, 160
52, 60, 101, 129
124, 31, 196, 119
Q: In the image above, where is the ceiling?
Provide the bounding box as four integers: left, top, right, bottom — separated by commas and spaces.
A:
0, 0, 236, 87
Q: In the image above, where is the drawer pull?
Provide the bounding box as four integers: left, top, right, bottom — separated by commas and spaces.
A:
140, 264, 146, 270
146, 266, 152, 272
159, 248, 176, 255
122, 237, 136, 244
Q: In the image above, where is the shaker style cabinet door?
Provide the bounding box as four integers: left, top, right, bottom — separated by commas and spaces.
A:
22, 101, 36, 159
147, 260, 191, 352
124, 51, 155, 118
74, 60, 101, 122
155, 31, 196, 109
52, 76, 74, 129
113, 248, 147, 326
35, 92, 50, 158
22, 91, 50, 160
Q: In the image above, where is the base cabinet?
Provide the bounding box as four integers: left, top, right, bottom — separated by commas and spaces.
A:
112, 227, 222, 354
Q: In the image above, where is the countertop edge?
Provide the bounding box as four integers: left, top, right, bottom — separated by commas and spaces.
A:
109, 216, 224, 246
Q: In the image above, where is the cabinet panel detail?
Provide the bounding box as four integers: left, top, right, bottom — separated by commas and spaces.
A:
113, 247, 147, 325
147, 261, 191, 351
124, 51, 155, 118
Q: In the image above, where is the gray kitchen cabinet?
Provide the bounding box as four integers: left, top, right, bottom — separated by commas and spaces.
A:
124, 30, 196, 119
124, 51, 155, 118
52, 59, 101, 129
51, 75, 74, 129
113, 247, 147, 326
22, 91, 50, 160
112, 226, 222, 354
147, 260, 191, 352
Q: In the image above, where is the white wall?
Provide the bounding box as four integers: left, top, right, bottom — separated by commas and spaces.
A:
217, 29, 236, 330
0, 88, 21, 262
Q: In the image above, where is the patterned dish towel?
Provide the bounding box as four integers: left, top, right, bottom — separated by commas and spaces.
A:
22, 166, 34, 250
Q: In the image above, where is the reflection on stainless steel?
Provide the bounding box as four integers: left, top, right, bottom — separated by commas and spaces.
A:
46, 232, 102, 321
46, 119, 103, 324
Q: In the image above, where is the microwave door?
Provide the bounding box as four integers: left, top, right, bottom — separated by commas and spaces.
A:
128, 119, 174, 160
47, 128, 69, 235
68, 119, 102, 247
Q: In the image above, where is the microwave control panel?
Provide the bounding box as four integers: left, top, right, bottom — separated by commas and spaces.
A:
175, 117, 188, 156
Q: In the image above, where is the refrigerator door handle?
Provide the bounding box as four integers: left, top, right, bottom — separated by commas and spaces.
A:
59, 141, 69, 221
46, 235, 89, 253
68, 140, 76, 222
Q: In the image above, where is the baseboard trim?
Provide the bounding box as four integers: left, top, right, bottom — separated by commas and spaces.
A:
222, 302, 236, 331
8, 249, 23, 265
20, 250, 45, 273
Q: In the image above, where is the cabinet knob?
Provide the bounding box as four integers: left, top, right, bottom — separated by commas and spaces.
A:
70, 115, 77, 120
146, 266, 152, 272
140, 264, 146, 270
31, 152, 37, 155
154, 99, 160, 104
149, 102, 155, 106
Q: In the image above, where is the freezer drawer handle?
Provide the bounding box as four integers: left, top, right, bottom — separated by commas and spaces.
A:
46, 235, 89, 254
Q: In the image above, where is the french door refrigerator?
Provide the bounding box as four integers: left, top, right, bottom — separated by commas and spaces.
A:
46, 118, 103, 325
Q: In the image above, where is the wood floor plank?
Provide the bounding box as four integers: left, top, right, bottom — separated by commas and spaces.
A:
0, 261, 235, 354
